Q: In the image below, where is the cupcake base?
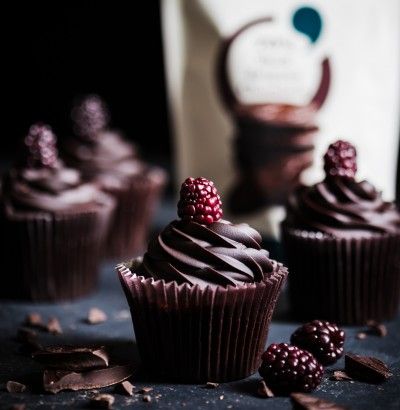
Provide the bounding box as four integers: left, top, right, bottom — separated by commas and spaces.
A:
106, 167, 167, 260
0, 194, 114, 302
117, 259, 287, 383
283, 228, 400, 325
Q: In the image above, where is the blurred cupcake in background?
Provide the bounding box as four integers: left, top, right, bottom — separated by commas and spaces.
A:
282, 139, 400, 324
63, 95, 167, 259
0, 123, 115, 301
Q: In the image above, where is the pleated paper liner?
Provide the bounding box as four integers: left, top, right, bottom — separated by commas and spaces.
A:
117, 259, 287, 383
0, 193, 114, 302
282, 228, 400, 325
105, 167, 167, 260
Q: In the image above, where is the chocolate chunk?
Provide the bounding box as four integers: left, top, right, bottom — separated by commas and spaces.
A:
138, 387, 153, 394
47, 317, 62, 335
366, 320, 387, 337
9, 405, 26, 410
43, 364, 134, 394
143, 395, 152, 402
330, 371, 353, 381
257, 380, 274, 398
87, 308, 107, 324
24, 313, 44, 328
291, 393, 348, 409
205, 382, 219, 389
33, 345, 109, 371
356, 332, 367, 340
6, 381, 26, 393
90, 393, 115, 408
118, 380, 134, 396
345, 353, 392, 383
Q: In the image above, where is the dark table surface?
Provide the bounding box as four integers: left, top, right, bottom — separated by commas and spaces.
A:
0, 201, 399, 409
0, 261, 399, 410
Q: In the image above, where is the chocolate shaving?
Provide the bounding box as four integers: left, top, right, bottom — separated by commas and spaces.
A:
117, 380, 134, 396
6, 381, 26, 393
33, 345, 109, 371
205, 382, 219, 389
47, 317, 62, 335
330, 371, 353, 381
345, 353, 392, 383
366, 320, 387, 337
257, 380, 274, 398
291, 393, 348, 409
43, 364, 134, 394
143, 395, 152, 402
90, 393, 115, 408
87, 308, 107, 325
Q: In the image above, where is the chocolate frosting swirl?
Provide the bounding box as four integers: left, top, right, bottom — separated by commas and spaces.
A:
63, 130, 145, 191
138, 219, 277, 289
285, 177, 400, 238
5, 163, 102, 213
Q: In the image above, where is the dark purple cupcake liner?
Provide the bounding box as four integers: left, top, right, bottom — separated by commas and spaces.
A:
0, 194, 114, 301
106, 167, 167, 260
282, 228, 400, 324
117, 259, 287, 382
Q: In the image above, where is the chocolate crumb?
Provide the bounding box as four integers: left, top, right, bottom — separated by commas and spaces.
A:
205, 382, 219, 389
330, 371, 353, 381
119, 380, 134, 396
24, 313, 43, 327
257, 380, 274, 398
9, 405, 26, 410
139, 387, 153, 394
366, 321, 387, 337
291, 392, 348, 409
90, 393, 114, 408
356, 332, 367, 340
345, 353, 392, 383
219, 395, 224, 400
16, 327, 42, 352
6, 381, 26, 393
87, 308, 107, 325
47, 317, 62, 335
143, 395, 152, 402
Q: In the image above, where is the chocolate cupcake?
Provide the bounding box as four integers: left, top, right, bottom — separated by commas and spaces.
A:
282, 140, 400, 324
64, 95, 167, 259
117, 177, 287, 382
0, 123, 115, 301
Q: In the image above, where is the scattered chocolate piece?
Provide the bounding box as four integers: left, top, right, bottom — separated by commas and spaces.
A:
330, 371, 353, 381
138, 387, 153, 394
87, 308, 108, 325
345, 353, 392, 383
118, 380, 134, 396
257, 380, 274, 398
9, 404, 26, 410
291, 393, 348, 409
356, 332, 367, 340
366, 320, 387, 337
205, 382, 219, 389
33, 345, 109, 371
47, 317, 62, 335
43, 364, 134, 394
143, 395, 152, 402
90, 393, 115, 408
16, 327, 42, 352
6, 381, 26, 393
24, 313, 44, 328
219, 395, 224, 400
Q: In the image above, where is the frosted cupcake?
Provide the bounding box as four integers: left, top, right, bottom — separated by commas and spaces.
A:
282, 140, 400, 324
63, 95, 167, 259
0, 123, 115, 301
117, 177, 287, 382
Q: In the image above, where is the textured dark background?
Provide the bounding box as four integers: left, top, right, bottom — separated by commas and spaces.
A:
2, 1, 170, 160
